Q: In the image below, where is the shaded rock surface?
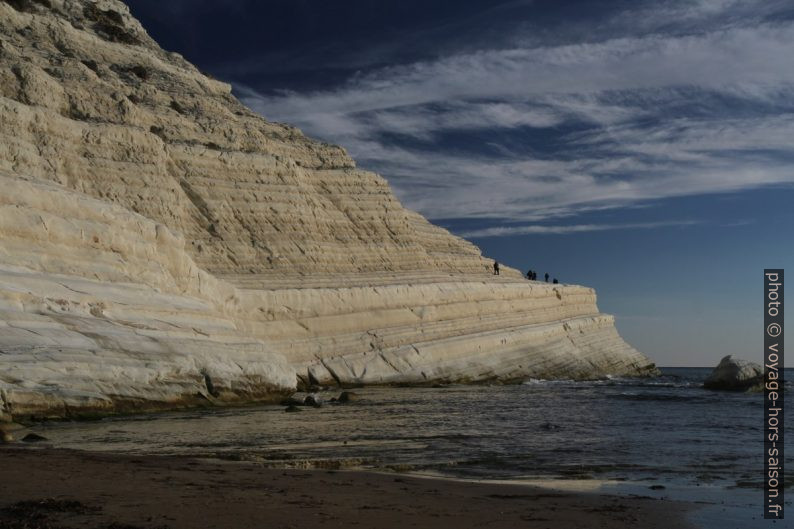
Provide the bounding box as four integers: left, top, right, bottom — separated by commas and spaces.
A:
0, 0, 658, 421
337, 391, 360, 404
703, 355, 763, 391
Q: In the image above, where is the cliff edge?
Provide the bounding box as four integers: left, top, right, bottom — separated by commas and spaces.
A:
0, 0, 657, 420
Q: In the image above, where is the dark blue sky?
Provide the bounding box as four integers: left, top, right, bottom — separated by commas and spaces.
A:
125, 0, 794, 366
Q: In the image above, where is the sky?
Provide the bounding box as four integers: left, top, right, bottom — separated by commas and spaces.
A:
125, 0, 794, 367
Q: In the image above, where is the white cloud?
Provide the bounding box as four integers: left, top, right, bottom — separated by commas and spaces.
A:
244, 24, 794, 116
459, 220, 700, 238
238, 15, 794, 224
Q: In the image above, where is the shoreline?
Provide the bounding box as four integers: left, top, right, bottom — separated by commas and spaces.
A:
0, 445, 695, 529
1, 369, 662, 424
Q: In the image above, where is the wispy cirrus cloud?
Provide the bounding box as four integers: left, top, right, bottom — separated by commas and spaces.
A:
458, 220, 700, 238
237, 2, 794, 225
243, 24, 794, 117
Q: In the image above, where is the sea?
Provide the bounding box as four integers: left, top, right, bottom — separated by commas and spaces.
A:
31, 367, 794, 529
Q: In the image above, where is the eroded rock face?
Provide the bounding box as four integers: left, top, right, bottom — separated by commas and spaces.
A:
0, 0, 658, 420
703, 355, 763, 391
0, 0, 490, 279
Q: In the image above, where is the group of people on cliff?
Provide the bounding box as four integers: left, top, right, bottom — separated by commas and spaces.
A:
492, 262, 558, 284
527, 268, 558, 284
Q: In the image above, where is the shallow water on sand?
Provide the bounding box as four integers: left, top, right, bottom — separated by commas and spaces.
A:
32, 367, 793, 528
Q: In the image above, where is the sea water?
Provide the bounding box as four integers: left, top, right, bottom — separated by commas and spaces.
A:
33, 367, 794, 528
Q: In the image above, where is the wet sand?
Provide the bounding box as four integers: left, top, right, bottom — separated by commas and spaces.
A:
0, 446, 694, 529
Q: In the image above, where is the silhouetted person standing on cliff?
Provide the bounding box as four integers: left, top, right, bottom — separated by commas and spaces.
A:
544, 272, 549, 282
493, 261, 500, 275
526, 269, 532, 280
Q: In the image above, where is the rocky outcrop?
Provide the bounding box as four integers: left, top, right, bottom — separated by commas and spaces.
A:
0, 0, 657, 420
703, 355, 763, 391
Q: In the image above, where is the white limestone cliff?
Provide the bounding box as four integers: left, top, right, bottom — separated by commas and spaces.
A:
0, 0, 657, 421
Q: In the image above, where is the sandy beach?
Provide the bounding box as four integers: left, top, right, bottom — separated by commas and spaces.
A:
0, 445, 693, 529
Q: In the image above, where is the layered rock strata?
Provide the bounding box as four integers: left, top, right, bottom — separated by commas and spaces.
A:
0, 0, 657, 420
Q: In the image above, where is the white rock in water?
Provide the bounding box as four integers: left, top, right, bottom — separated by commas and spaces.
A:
0, 0, 659, 420
703, 355, 763, 391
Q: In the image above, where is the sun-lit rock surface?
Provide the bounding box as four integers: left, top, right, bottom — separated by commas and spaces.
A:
0, 0, 657, 420
703, 355, 763, 391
